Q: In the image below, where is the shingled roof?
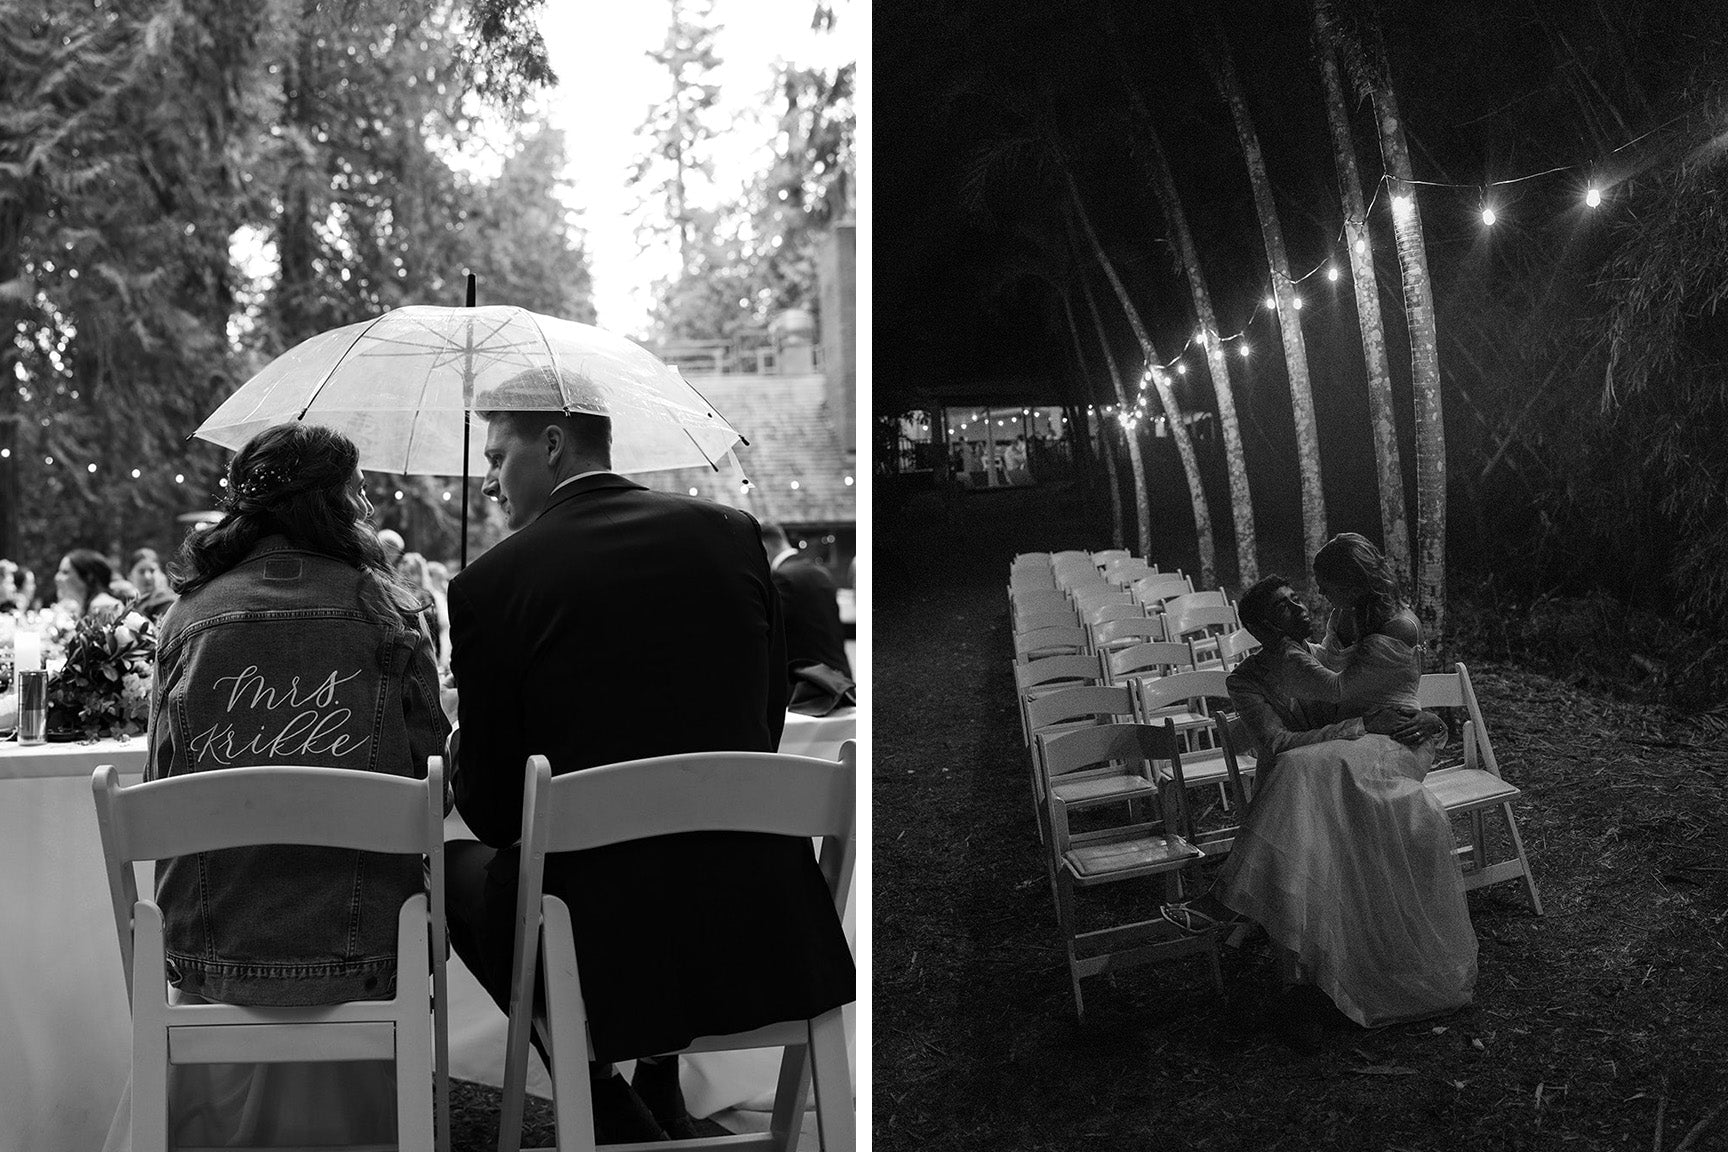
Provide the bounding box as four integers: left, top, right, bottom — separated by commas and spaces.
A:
635, 372, 856, 527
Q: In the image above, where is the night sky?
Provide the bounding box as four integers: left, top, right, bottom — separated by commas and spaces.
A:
874, 0, 1723, 574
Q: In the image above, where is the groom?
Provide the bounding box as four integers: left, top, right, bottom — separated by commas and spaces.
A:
443, 402, 855, 1142
1230, 575, 1443, 764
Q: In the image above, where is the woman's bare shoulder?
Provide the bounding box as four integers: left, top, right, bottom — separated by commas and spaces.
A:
1375, 608, 1422, 646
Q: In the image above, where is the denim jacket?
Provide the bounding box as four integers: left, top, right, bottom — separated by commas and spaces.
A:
147, 536, 449, 1006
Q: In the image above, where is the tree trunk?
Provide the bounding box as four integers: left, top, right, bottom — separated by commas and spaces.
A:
1062, 294, 1127, 550
1313, 9, 1411, 585
1200, 7, 1326, 582
1071, 279, 1148, 555
1107, 5, 1257, 586
1063, 171, 1217, 588
1332, 2, 1446, 649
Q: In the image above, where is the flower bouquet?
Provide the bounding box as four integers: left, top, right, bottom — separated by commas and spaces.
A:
45, 608, 155, 740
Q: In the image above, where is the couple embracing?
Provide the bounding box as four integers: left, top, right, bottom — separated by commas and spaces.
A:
1212, 533, 1478, 1041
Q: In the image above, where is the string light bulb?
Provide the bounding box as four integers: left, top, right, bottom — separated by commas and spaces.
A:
1238, 344, 1251, 359
1585, 186, 1602, 208
1327, 266, 1340, 282
1175, 362, 1188, 375
1481, 206, 1497, 227
1292, 296, 1304, 310
1391, 193, 1413, 215
1354, 238, 1367, 255
1264, 294, 1277, 310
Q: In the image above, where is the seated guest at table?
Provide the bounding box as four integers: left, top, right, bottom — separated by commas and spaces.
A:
0, 559, 19, 613
126, 547, 177, 621
377, 526, 406, 569
55, 548, 124, 621
445, 393, 854, 1142
760, 520, 851, 681
396, 551, 447, 665
120, 421, 448, 1149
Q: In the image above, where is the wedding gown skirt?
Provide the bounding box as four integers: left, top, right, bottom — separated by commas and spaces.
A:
1215, 733, 1478, 1027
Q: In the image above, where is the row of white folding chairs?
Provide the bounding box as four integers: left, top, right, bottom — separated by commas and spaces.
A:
94, 742, 857, 1152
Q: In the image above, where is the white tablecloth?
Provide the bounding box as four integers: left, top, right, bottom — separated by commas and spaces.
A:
0, 728, 854, 1151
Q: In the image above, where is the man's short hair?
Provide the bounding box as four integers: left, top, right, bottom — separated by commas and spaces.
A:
1237, 574, 1293, 635
480, 409, 613, 463
759, 520, 790, 552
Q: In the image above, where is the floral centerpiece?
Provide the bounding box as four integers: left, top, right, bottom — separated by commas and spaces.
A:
44, 607, 155, 740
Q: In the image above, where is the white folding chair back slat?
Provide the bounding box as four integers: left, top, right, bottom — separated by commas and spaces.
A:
1015, 625, 1088, 662
1132, 574, 1193, 607
1012, 589, 1071, 621
1161, 590, 1232, 618
1105, 641, 1196, 686
499, 747, 856, 1152
1084, 602, 1146, 627
1015, 609, 1081, 634
1091, 616, 1169, 655
91, 761, 450, 1152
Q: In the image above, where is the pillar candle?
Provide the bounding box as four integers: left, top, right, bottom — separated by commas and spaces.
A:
14, 631, 41, 672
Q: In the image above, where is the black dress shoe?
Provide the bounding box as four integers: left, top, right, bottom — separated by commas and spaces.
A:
589, 1073, 669, 1144
632, 1056, 701, 1141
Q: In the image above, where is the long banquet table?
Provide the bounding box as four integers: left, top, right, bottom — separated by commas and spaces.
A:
0, 717, 856, 1152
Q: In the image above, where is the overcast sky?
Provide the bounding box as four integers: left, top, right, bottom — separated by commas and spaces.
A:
530, 0, 856, 338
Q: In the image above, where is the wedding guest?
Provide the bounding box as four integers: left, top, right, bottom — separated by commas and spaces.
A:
377, 527, 405, 569
0, 559, 19, 613
55, 548, 124, 621
125, 547, 177, 621
130, 421, 448, 1148
444, 392, 854, 1142
759, 520, 850, 681
396, 551, 447, 665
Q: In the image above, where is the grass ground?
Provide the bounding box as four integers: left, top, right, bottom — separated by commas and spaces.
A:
875, 481, 1728, 1152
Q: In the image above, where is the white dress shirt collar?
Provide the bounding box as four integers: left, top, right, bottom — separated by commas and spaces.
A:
769, 546, 799, 572
549, 469, 622, 498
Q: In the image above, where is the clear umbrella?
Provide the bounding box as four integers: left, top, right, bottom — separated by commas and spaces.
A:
194, 305, 743, 476
193, 303, 745, 563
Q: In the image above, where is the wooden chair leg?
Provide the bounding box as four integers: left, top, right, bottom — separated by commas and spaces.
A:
768, 1042, 813, 1152
808, 1008, 854, 1152
1501, 801, 1544, 915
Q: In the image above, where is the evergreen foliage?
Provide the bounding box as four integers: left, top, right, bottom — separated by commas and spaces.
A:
0, 0, 584, 582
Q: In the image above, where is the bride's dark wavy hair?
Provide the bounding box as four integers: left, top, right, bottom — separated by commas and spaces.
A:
1312, 531, 1404, 633
170, 423, 402, 600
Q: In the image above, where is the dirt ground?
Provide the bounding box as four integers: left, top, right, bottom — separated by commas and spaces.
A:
875, 481, 1728, 1152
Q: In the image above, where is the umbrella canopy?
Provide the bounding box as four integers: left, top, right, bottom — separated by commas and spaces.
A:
194, 306, 743, 475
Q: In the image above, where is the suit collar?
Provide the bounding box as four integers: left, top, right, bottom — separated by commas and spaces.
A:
539, 471, 646, 517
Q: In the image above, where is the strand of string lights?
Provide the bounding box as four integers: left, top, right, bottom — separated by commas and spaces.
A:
1096, 125, 1680, 431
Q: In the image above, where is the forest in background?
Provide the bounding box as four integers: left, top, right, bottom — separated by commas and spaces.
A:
875, 0, 1728, 706
0, 0, 853, 576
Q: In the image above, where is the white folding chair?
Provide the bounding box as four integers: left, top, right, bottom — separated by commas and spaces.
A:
92, 760, 450, 1152
1090, 615, 1169, 656
1090, 549, 1133, 568
498, 746, 856, 1152
1039, 722, 1219, 1018
1015, 652, 1106, 744
1416, 664, 1543, 914
1014, 608, 1081, 635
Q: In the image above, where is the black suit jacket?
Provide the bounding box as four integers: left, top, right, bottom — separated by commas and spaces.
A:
772, 552, 851, 678
448, 475, 852, 1060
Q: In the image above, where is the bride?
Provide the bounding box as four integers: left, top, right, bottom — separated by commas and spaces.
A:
1215, 532, 1477, 1031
